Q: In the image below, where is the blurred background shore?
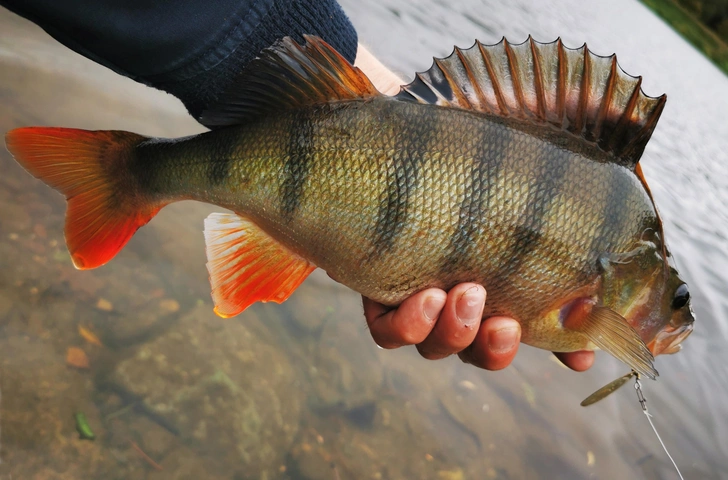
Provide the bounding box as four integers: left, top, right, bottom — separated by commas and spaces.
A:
640, 0, 728, 75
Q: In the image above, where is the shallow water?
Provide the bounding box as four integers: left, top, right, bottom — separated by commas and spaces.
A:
0, 0, 726, 478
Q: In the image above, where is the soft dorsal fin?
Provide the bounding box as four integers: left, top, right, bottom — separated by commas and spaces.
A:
394, 37, 666, 168
199, 35, 381, 127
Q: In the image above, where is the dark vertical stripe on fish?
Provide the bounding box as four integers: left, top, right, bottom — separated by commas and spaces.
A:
500, 143, 571, 276
441, 127, 513, 274
131, 139, 165, 195
205, 129, 240, 186
132, 137, 190, 195
206, 151, 231, 186
590, 169, 632, 267
280, 110, 315, 221
371, 109, 436, 254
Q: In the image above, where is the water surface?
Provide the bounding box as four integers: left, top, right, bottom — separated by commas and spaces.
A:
0, 1, 726, 478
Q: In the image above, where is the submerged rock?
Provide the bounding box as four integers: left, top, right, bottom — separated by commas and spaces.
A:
107, 305, 301, 477
0, 335, 120, 479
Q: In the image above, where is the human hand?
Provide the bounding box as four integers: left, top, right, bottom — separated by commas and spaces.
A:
353, 45, 594, 372
362, 284, 595, 372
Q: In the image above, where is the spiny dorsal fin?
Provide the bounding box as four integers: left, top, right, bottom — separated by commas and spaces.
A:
395, 37, 666, 168
199, 35, 381, 127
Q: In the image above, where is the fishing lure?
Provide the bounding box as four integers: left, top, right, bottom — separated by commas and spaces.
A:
582, 372, 684, 479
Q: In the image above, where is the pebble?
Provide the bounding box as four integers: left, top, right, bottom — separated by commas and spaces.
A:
96, 298, 113, 311
33, 224, 47, 238
457, 380, 477, 391
160, 299, 180, 313
66, 347, 90, 369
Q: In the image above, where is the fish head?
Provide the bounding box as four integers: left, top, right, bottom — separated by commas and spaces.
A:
605, 237, 694, 357
645, 263, 694, 356
580, 255, 695, 407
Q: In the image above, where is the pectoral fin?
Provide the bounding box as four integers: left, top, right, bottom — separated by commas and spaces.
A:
204, 213, 316, 318
569, 305, 658, 380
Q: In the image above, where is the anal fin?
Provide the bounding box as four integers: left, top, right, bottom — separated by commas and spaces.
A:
566, 304, 658, 379
204, 213, 316, 318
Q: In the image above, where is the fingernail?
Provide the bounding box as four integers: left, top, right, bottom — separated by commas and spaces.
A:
423, 295, 444, 321
456, 286, 484, 327
489, 326, 519, 354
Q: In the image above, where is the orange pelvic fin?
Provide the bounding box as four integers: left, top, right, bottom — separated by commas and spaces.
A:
204, 213, 316, 318
5, 127, 157, 269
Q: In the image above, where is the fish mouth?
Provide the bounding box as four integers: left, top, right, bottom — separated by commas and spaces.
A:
647, 322, 694, 356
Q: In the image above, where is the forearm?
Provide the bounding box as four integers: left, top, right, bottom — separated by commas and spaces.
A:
1, 0, 359, 119
354, 43, 403, 95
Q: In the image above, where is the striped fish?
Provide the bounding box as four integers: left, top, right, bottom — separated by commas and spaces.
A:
5, 36, 694, 382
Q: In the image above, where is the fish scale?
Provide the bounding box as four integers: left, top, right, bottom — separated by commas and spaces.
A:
5, 36, 694, 383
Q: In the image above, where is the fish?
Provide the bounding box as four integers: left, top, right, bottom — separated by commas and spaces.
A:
4, 36, 694, 382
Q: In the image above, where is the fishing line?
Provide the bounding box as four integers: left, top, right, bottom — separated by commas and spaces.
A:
634, 377, 684, 480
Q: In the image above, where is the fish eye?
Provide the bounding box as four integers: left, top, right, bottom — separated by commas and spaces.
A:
672, 283, 690, 309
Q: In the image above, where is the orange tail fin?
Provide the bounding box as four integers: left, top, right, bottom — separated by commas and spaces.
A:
5, 127, 161, 269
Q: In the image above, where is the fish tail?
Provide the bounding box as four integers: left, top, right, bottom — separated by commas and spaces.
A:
5, 127, 161, 269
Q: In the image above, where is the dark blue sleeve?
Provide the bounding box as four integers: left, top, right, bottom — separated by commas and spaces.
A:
1, 0, 358, 120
